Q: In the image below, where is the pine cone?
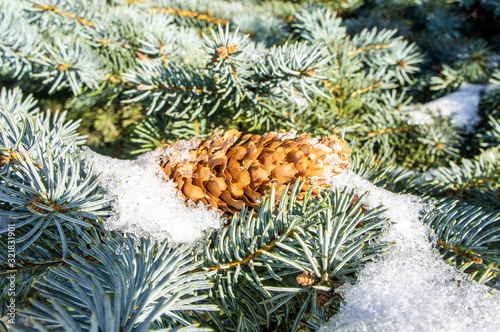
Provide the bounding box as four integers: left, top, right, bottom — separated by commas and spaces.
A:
316, 290, 332, 308
216, 46, 229, 60
0, 154, 10, 168
157, 129, 350, 215
296, 271, 318, 287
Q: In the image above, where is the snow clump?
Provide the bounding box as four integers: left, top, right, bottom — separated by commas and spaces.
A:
407, 83, 485, 131
320, 171, 500, 332
83, 147, 223, 245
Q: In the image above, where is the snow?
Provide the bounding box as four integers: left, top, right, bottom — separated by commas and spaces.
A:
276, 130, 297, 141
319, 171, 500, 332
82, 147, 223, 245
245, 46, 268, 63
0, 215, 12, 229
407, 84, 486, 131
489, 54, 500, 67
156, 139, 198, 165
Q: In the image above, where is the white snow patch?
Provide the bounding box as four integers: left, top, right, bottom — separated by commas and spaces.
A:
319, 171, 500, 332
276, 130, 297, 141
404, 105, 434, 126
489, 54, 500, 67
0, 215, 12, 229
294, 96, 310, 111
82, 148, 223, 245
485, 83, 500, 95
407, 84, 486, 131
248, 49, 268, 63
156, 139, 197, 165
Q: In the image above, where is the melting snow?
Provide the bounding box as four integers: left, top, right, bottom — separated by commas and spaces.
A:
83, 147, 223, 245
156, 139, 197, 165
407, 84, 486, 131
320, 171, 500, 331
0, 215, 12, 229
276, 130, 297, 141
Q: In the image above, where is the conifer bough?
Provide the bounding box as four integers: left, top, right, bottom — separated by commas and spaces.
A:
158, 129, 350, 214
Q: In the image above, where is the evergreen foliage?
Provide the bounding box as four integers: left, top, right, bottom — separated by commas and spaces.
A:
0, 0, 499, 330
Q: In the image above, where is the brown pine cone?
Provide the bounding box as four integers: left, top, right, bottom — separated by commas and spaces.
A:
296, 270, 318, 287
316, 290, 333, 308
157, 129, 350, 215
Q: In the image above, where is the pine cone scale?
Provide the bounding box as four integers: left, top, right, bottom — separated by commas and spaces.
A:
221, 190, 244, 211
272, 163, 297, 184
243, 187, 261, 203
228, 183, 244, 197
206, 178, 225, 196
249, 165, 269, 187
183, 178, 205, 201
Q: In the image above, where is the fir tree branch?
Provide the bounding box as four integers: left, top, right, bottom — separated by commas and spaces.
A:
17, 235, 217, 331
196, 182, 390, 331
149, 7, 231, 26
347, 43, 392, 56
367, 125, 414, 137
423, 198, 500, 282
350, 82, 382, 97
31, 2, 95, 28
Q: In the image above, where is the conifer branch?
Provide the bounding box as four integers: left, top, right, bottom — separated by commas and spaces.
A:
31, 2, 95, 28
367, 125, 414, 137
350, 82, 382, 97
1, 1, 500, 330
195, 182, 390, 330
150, 7, 231, 26
347, 43, 392, 56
